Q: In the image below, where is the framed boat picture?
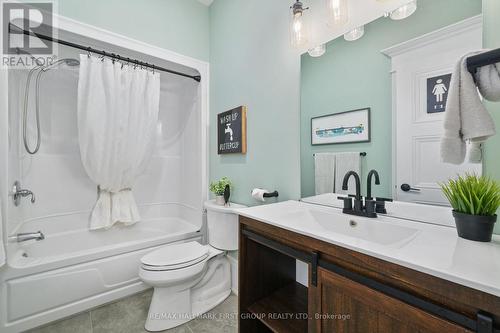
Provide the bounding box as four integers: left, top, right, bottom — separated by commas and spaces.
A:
311, 108, 370, 145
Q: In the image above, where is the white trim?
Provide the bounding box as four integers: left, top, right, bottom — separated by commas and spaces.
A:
381, 15, 482, 59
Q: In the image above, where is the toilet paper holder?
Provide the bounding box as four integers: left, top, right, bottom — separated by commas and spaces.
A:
263, 191, 279, 198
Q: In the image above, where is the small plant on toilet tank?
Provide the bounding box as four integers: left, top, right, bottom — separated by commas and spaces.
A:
210, 177, 232, 205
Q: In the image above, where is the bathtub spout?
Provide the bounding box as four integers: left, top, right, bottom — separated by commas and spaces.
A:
8, 231, 45, 243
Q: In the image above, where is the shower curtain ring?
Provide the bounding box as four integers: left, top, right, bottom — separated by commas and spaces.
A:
87, 47, 91, 58
100, 51, 106, 61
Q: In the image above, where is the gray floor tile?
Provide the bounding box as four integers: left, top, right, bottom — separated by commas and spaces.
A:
27, 312, 92, 333
90, 289, 153, 333
188, 295, 237, 333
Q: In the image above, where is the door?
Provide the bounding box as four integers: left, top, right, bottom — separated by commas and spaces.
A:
313, 268, 471, 333
386, 17, 482, 205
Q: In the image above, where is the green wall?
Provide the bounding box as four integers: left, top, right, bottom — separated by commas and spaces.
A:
209, 0, 301, 206
300, 0, 482, 198
483, 0, 500, 234
57, 0, 210, 61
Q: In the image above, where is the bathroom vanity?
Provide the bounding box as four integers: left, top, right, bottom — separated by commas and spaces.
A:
237, 201, 500, 333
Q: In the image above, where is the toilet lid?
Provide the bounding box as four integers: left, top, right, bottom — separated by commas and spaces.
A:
141, 242, 209, 267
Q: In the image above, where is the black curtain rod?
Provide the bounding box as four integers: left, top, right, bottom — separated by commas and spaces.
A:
467, 48, 500, 75
9, 23, 201, 82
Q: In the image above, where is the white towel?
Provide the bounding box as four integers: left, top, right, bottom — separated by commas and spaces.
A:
314, 153, 336, 195
334, 152, 361, 195
441, 52, 497, 164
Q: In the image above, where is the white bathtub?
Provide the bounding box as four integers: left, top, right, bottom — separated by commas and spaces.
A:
0, 215, 202, 333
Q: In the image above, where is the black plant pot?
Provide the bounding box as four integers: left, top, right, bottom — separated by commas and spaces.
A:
452, 211, 497, 242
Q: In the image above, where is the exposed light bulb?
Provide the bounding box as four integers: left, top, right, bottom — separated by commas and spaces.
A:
290, 0, 310, 48
390, 0, 417, 20
325, 0, 348, 27
308, 44, 326, 57
344, 26, 364, 41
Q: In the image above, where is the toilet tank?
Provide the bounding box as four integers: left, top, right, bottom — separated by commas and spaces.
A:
204, 200, 247, 251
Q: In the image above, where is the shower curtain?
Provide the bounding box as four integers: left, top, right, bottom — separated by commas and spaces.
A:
77, 55, 160, 230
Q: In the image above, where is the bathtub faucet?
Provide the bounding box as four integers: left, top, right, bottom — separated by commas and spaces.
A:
12, 181, 35, 206
8, 231, 45, 243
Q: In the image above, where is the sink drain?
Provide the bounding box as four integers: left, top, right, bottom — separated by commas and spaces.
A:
349, 220, 357, 227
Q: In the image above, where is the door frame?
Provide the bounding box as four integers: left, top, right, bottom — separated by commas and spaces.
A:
381, 15, 483, 200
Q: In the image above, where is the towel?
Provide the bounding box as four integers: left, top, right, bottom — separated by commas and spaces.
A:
334, 152, 361, 195
441, 52, 498, 164
314, 153, 335, 195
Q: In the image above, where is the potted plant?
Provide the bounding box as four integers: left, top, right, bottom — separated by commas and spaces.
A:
441, 173, 500, 242
209, 177, 232, 205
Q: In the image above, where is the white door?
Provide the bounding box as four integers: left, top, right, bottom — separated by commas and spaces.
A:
384, 16, 482, 205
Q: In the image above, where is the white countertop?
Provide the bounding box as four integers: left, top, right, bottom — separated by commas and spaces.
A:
237, 200, 500, 297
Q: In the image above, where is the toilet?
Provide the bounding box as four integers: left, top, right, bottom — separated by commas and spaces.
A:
139, 200, 246, 331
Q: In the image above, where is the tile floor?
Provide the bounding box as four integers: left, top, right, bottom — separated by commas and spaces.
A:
27, 290, 238, 333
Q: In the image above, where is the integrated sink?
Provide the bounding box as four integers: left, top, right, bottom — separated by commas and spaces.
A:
308, 209, 419, 246
241, 200, 420, 247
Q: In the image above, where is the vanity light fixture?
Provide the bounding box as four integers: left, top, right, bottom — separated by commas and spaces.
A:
344, 25, 364, 41
325, 0, 348, 27
308, 44, 326, 57
389, 0, 417, 20
290, 0, 310, 48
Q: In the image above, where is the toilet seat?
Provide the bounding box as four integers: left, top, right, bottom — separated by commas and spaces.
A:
141, 241, 209, 272
142, 253, 209, 271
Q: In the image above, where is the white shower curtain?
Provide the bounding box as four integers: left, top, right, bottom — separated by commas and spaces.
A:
77, 55, 160, 230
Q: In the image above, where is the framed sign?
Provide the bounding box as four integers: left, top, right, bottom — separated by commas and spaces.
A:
217, 106, 247, 154
311, 108, 370, 145
427, 73, 451, 113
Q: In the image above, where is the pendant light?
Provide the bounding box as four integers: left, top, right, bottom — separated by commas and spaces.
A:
325, 0, 348, 27
308, 44, 326, 57
389, 0, 417, 20
344, 26, 364, 41
290, 0, 310, 48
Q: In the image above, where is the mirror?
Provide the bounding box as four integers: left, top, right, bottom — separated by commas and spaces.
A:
300, 0, 483, 206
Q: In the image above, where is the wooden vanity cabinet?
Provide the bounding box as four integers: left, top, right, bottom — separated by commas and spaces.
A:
239, 216, 500, 333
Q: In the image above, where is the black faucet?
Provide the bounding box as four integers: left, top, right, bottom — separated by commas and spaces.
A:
365, 169, 393, 214
366, 169, 380, 200
339, 171, 376, 217
342, 171, 361, 200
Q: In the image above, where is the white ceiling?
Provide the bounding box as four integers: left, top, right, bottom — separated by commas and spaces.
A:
197, 0, 214, 6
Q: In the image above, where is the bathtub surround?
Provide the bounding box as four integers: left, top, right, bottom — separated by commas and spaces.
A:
77, 55, 160, 230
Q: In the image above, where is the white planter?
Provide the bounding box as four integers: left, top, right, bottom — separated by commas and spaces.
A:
215, 195, 225, 205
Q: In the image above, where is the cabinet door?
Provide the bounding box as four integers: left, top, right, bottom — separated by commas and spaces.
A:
313, 268, 472, 333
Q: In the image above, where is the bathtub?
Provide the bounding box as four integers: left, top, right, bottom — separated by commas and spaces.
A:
0, 214, 202, 333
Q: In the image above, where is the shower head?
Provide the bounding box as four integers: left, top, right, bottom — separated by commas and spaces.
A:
63, 58, 80, 67
42, 58, 80, 71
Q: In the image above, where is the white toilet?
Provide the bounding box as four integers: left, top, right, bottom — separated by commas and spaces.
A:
139, 200, 245, 332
